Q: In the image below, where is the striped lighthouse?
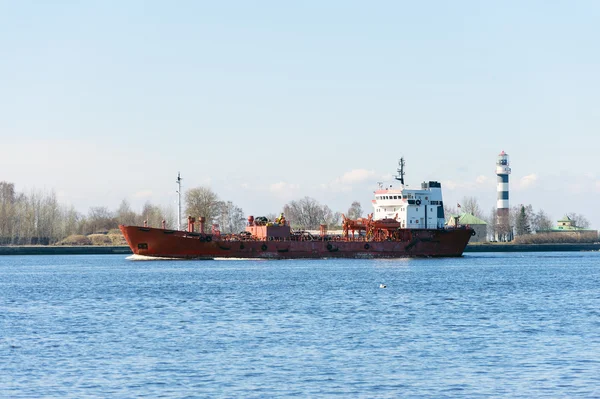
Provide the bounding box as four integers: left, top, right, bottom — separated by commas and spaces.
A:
495, 151, 512, 241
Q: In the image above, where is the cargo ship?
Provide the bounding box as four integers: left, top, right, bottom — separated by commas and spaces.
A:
120, 159, 474, 259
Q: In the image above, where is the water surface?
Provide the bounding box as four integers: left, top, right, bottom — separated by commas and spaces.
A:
1, 252, 600, 398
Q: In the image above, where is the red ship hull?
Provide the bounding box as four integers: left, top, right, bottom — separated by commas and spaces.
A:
119, 225, 473, 259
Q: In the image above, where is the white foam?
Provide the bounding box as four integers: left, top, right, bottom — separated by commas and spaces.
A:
126, 254, 184, 261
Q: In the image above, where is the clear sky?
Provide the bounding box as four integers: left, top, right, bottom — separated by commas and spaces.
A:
1, 1, 599, 228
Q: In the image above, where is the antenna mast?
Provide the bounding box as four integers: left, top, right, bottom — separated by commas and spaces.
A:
395, 157, 405, 185
176, 172, 182, 231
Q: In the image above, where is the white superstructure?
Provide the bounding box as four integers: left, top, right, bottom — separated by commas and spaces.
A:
371, 159, 446, 229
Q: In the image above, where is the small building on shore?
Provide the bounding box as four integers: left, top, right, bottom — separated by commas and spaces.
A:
555, 215, 582, 231
542, 215, 598, 241
446, 213, 488, 242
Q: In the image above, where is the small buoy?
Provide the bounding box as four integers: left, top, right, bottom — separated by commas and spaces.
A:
379, 284, 387, 289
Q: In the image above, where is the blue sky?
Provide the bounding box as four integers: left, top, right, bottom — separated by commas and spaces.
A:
1, 1, 599, 228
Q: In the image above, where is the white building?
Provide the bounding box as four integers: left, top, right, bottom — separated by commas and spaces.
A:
371, 181, 445, 229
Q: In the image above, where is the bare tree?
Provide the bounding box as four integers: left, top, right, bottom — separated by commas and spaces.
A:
531, 210, 553, 232
16, 190, 43, 244
58, 205, 82, 238
185, 186, 220, 225
0, 182, 16, 243
160, 204, 176, 229
486, 206, 497, 240
457, 196, 483, 218
11, 192, 30, 244
283, 197, 333, 229
323, 205, 341, 228
566, 213, 590, 229
86, 206, 116, 234
265, 213, 278, 222
347, 201, 363, 220
116, 199, 137, 226
137, 202, 174, 229
3, 181, 180, 243
37, 190, 60, 242
2, 188, 62, 244
216, 201, 245, 234
444, 203, 458, 223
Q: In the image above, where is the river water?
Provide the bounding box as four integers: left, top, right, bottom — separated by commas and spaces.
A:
1, 252, 600, 398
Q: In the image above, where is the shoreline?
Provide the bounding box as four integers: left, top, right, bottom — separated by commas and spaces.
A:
0, 246, 133, 255
465, 243, 600, 252
0, 243, 599, 256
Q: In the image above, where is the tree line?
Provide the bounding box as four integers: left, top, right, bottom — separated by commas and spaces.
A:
0, 181, 174, 245
0, 181, 365, 244
4, 179, 590, 245
445, 195, 592, 240
184, 189, 364, 232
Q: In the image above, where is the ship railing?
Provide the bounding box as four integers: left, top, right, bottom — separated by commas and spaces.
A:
409, 223, 440, 229
256, 235, 374, 242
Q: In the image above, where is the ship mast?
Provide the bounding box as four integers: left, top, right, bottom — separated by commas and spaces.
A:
395, 157, 405, 185
176, 172, 182, 231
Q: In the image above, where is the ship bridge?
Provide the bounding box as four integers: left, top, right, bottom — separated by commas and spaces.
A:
372, 181, 445, 229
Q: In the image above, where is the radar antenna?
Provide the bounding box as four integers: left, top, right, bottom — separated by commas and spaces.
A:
394, 157, 405, 185
176, 172, 183, 231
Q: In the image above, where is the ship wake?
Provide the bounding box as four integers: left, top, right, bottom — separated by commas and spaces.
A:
126, 254, 187, 261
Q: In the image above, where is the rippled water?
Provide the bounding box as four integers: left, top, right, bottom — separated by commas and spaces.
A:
1, 252, 600, 398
